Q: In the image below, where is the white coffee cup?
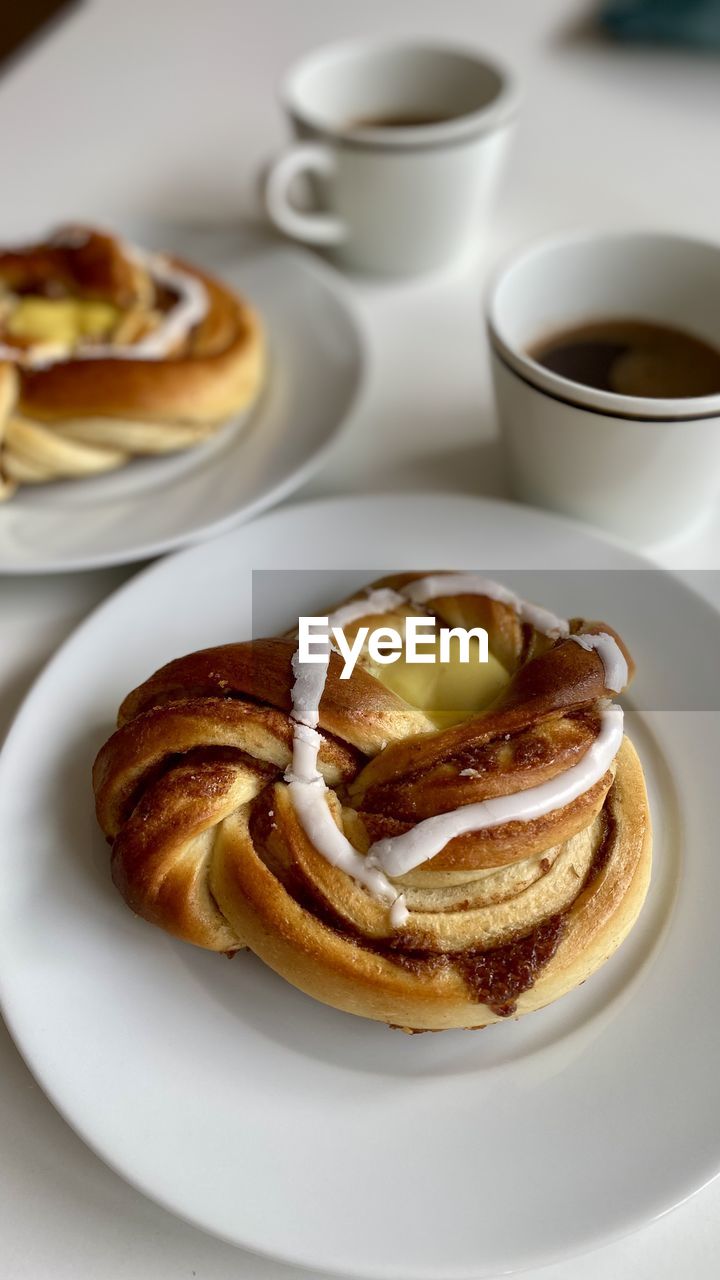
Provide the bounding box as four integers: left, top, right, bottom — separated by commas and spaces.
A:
486, 230, 720, 545
265, 38, 519, 277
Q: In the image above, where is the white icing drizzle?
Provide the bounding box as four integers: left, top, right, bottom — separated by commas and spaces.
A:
403, 573, 570, 639
286, 575, 627, 929
0, 338, 65, 368
289, 646, 331, 733
285, 588, 410, 925
0, 242, 208, 369
371, 704, 623, 878
286, 777, 404, 908
285, 722, 323, 783
389, 896, 410, 929
329, 587, 407, 632
287, 587, 406, 744
568, 632, 628, 693
106, 253, 208, 361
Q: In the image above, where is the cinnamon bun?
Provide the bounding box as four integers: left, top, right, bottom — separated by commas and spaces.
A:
93, 572, 652, 1031
0, 225, 264, 499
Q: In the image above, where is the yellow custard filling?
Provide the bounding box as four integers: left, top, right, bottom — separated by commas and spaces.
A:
352, 609, 511, 728
6, 296, 120, 346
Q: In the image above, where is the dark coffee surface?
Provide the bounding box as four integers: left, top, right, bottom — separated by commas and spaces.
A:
347, 112, 455, 129
529, 318, 720, 399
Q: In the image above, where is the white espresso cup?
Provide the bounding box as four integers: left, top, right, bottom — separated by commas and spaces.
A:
264, 39, 519, 277
487, 230, 720, 545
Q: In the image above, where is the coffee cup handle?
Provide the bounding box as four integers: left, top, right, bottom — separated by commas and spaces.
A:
264, 143, 347, 246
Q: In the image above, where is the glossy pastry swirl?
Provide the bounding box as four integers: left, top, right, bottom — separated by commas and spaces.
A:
0, 225, 264, 499
93, 573, 651, 1030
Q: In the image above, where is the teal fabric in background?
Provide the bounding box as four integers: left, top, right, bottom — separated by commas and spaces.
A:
602, 0, 720, 47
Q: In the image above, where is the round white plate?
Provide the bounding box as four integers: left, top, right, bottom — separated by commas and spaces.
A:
0, 494, 715, 1278
0, 246, 364, 574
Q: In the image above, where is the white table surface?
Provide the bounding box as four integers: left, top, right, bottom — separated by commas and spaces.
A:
1, 1, 720, 1276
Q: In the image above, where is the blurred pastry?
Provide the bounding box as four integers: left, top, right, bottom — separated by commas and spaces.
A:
93, 572, 652, 1031
0, 225, 264, 499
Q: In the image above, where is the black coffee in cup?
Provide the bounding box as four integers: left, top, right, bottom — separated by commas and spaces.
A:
529, 318, 720, 399
347, 113, 459, 129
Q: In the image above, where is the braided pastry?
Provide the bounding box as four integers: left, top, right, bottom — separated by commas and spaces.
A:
93, 573, 651, 1031
0, 225, 264, 500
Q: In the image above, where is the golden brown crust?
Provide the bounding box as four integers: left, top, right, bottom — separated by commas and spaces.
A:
206, 740, 650, 1028
18, 263, 263, 424
0, 229, 147, 305
356, 772, 613, 871
93, 574, 652, 1030
117, 638, 436, 755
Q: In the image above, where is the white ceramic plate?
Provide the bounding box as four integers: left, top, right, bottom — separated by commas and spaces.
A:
0, 246, 364, 574
0, 494, 716, 1279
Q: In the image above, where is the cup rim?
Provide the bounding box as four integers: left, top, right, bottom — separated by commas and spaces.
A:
280, 37, 520, 150
485, 227, 720, 421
